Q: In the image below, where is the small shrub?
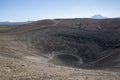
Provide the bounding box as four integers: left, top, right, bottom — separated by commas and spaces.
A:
96, 25, 102, 30
76, 22, 84, 29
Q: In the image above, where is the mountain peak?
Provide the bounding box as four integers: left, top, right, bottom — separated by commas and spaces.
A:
91, 14, 107, 19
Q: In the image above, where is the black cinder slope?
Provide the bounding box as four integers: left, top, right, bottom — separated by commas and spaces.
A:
13, 25, 120, 71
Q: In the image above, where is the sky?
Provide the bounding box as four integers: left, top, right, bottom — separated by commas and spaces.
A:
0, 0, 120, 22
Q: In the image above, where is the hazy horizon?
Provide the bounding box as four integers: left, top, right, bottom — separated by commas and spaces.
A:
0, 0, 120, 22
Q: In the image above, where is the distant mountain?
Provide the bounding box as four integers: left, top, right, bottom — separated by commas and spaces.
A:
0, 21, 32, 26
91, 14, 108, 19
116, 17, 120, 18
